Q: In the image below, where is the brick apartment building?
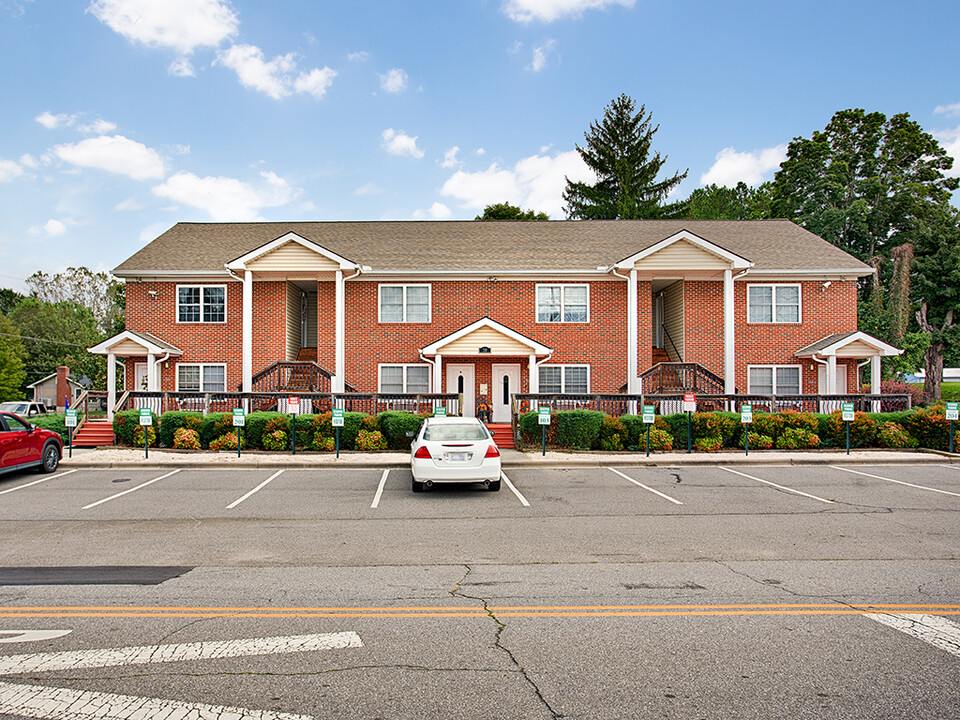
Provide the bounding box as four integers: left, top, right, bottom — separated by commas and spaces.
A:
90, 220, 900, 421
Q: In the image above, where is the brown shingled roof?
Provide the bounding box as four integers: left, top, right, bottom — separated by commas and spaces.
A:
113, 220, 872, 275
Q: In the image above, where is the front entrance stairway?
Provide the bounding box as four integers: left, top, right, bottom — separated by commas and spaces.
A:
72, 420, 115, 447
487, 423, 514, 449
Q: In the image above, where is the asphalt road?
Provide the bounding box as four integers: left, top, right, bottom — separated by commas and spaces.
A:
0, 462, 957, 719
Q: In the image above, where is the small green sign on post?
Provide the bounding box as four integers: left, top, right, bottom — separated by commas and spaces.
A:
538, 406, 551, 457
741, 403, 752, 456
946, 402, 959, 453
64, 408, 77, 459
841, 402, 855, 455
434, 406, 447, 417
232, 408, 245, 458
139, 407, 152, 459
332, 408, 345, 458
642, 405, 655, 457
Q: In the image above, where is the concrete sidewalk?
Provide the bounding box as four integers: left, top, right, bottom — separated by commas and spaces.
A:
59, 446, 957, 470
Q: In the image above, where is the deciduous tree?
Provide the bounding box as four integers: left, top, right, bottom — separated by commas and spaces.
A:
475, 202, 548, 221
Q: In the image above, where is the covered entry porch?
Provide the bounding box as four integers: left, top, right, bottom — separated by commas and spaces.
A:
420, 318, 552, 423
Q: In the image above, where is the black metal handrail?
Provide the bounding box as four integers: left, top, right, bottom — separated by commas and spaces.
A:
640, 362, 726, 394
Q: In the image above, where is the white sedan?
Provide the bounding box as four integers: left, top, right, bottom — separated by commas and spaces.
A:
410, 417, 501, 492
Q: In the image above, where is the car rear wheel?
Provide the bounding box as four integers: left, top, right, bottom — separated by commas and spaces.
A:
489, 479, 501, 492
412, 478, 425, 493
40, 443, 60, 473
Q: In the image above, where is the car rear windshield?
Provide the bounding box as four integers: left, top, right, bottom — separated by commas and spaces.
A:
423, 424, 489, 441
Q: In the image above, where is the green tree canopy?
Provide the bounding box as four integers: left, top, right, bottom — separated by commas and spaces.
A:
563, 94, 687, 220
475, 202, 549, 221
684, 182, 774, 220
0, 315, 26, 402
26, 266, 125, 335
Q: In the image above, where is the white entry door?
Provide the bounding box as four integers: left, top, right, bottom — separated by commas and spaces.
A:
446, 364, 476, 417
491, 363, 521, 423
135, 363, 149, 391
817, 364, 848, 394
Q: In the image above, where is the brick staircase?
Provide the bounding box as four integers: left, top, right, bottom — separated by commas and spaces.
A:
71, 420, 115, 448
487, 423, 514, 449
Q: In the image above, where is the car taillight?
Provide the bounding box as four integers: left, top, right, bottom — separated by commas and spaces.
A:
484, 444, 500, 458
414, 446, 432, 459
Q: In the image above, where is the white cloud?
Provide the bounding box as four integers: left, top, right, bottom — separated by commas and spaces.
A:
380, 68, 408, 93
530, 39, 556, 71
77, 118, 117, 134
43, 219, 67, 236
440, 146, 461, 169
114, 197, 145, 211
53, 135, 166, 180
348, 51, 369, 62
934, 102, 960, 117
168, 57, 195, 76
476, 148, 486, 156
440, 149, 590, 218
699, 144, 787, 187
503, 0, 635, 22
35, 111, 73, 129
151, 170, 301, 221
87, 0, 238, 54
354, 182, 381, 196
138, 222, 170, 244
0, 158, 23, 182
935, 126, 960, 178
294, 66, 337, 99
413, 202, 453, 219
18, 153, 38, 168
381, 128, 424, 159
216, 44, 296, 99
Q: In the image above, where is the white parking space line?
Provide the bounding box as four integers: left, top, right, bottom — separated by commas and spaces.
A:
720, 467, 835, 504
831, 466, 960, 499
81, 469, 181, 510
227, 469, 286, 509
501, 471, 529, 507
608, 468, 683, 505
0, 469, 77, 496
371, 469, 389, 508
867, 613, 960, 660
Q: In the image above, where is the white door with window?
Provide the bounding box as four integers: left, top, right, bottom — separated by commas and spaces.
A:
817, 364, 848, 394
135, 363, 149, 391
446, 364, 475, 417
491, 363, 520, 423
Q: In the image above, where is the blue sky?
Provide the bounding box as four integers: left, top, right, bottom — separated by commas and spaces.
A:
0, 0, 958, 290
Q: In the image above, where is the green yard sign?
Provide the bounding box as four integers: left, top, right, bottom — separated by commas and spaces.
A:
434, 406, 447, 417
642, 405, 655, 424
64, 409, 78, 428
331, 408, 345, 427
138, 407, 152, 426
232, 408, 245, 427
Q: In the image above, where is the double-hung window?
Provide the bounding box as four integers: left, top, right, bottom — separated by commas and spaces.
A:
379, 364, 431, 393
748, 365, 801, 395
537, 284, 589, 323
177, 364, 227, 392
177, 285, 226, 323
379, 284, 430, 323
747, 284, 801, 323
538, 365, 590, 394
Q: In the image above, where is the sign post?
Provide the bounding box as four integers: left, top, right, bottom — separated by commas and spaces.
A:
538, 406, 551, 457
139, 407, 152, 459
841, 402, 855, 455
288, 396, 299, 455
332, 408, 345, 458
642, 404, 655, 457
740, 403, 752, 456
947, 402, 959, 453
682, 393, 696, 453
232, 408, 245, 458
64, 408, 77, 459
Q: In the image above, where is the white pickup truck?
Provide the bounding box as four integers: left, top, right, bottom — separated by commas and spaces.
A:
0, 401, 50, 418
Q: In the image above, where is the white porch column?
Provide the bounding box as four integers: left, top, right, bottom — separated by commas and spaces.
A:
107, 351, 116, 422
528, 354, 538, 393
334, 269, 345, 393
826, 355, 838, 394
627, 269, 639, 393
146, 353, 157, 392
242, 270, 253, 392
723, 268, 735, 394
433, 353, 443, 394
870, 354, 882, 412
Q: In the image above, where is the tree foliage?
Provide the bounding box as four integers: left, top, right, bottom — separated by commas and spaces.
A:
684, 182, 774, 220
26, 266, 125, 335
0, 315, 26, 402
563, 94, 687, 220
474, 202, 549, 221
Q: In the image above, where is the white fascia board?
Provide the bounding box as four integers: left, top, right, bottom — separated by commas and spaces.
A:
88, 330, 183, 356
113, 270, 233, 280
615, 230, 753, 270
421, 317, 552, 355
225, 231, 357, 271
359, 268, 608, 277
796, 331, 903, 358
743, 268, 874, 278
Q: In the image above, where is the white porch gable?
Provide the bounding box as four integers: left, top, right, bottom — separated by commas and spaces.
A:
795, 331, 902, 395
421, 317, 552, 357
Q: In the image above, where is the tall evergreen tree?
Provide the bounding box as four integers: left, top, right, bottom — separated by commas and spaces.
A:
563, 94, 687, 219
684, 182, 774, 220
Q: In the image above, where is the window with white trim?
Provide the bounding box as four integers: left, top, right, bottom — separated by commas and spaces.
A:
537, 284, 589, 323
177, 285, 226, 323
176, 364, 227, 392
747, 284, 800, 323
748, 365, 802, 395
379, 364, 431, 393
538, 364, 590, 394
379, 284, 430, 323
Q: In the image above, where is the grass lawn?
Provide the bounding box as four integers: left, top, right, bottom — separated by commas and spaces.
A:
911, 383, 960, 402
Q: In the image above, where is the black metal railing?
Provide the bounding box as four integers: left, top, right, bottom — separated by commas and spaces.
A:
640, 363, 727, 394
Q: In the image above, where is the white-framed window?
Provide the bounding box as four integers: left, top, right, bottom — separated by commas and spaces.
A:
378, 364, 431, 393
177, 285, 226, 323
538, 364, 590, 394
176, 364, 227, 392
747, 284, 801, 323
536, 284, 589, 323
378, 284, 431, 323
747, 365, 802, 395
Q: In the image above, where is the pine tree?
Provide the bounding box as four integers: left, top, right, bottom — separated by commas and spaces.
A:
563, 94, 687, 219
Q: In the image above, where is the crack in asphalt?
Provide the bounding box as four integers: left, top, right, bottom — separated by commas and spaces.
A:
716, 561, 809, 600
450, 564, 562, 719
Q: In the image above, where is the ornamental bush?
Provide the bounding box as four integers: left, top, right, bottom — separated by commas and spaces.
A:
619, 414, 671, 449
598, 416, 625, 451
519, 410, 558, 447
903, 405, 950, 450
244, 412, 283, 449
158, 411, 202, 448
691, 412, 738, 445
133, 425, 157, 447
693, 435, 723, 452
556, 409, 606, 449
747, 432, 773, 450
778, 410, 819, 435
262, 429, 288, 451
647, 427, 673, 451
823, 410, 877, 448
32, 414, 68, 444
113, 409, 155, 446
172, 427, 201, 450
775, 427, 820, 450
361, 415, 380, 432
314, 434, 336, 452
749, 412, 781, 441
209, 432, 244, 451
378, 412, 427, 450
876, 422, 916, 449
356, 429, 388, 451
289, 414, 316, 449
199, 412, 234, 447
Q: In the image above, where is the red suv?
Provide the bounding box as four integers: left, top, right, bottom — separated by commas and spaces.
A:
0, 412, 62, 475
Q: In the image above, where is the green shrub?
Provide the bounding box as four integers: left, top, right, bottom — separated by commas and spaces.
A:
314, 434, 335, 452
133, 425, 157, 447
620, 414, 671, 448
244, 412, 283, 449
356, 429, 388, 451
290, 414, 316, 449
32, 414, 68, 444
113, 409, 156, 446
340, 412, 365, 450
904, 405, 949, 450
556, 409, 605, 449
173, 427, 201, 450
378, 412, 426, 450
778, 410, 819, 435
361, 415, 379, 432
262, 429, 288, 451
749, 412, 781, 441
648, 427, 673, 451
199, 412, 234, 447
519, 410, 558, 446
158, 411, 203, 448
876, 422, 916, 449
210, 432, 244, 451
823, 410, 877, 448
264, 415, 290, 434
597, 416, 625, 451
691, 412, 738, 445
694, 435, 723, 452
662, 413, 691, 446
775, 427, 820, 449
747, 432, 773, 450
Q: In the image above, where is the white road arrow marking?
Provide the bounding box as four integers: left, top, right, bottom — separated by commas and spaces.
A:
867, 613, 960, 659
0, 630, 71, 644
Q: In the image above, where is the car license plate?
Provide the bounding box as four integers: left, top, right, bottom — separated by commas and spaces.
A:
446, 452, 469, 462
